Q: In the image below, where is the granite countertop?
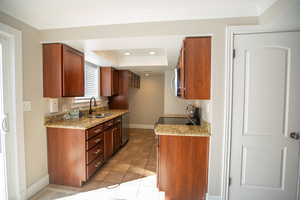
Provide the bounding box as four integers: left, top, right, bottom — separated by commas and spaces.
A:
45, 109, 128, 130
154, 120, 211, 137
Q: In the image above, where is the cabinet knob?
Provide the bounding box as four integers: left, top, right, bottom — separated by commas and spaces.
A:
290, 132, 300, 140
94, 138, 102, 143
94, 149, 102, 155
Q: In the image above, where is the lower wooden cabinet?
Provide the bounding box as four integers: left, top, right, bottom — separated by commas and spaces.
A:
113, 120, 122, 152
157, 135, 209, 200
104, 128, 114, 160
47, 118, 125, 187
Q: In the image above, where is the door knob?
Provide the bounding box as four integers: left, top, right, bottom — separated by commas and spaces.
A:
290, 132, 300, 140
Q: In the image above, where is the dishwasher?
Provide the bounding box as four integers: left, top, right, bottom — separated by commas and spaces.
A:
121, 113, 129, 145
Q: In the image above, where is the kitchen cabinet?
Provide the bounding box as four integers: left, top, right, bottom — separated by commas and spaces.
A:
109, 70, 140, 109
43, 43, 85, 97
47, 116, 126, 187
157, 135, 209, 200
104, 128, 114, 160
113, 118, 122, 152
47, 124, 104, 187
104, 120, 114, 160
100, 67, 119, 96
178, 37, 211, 99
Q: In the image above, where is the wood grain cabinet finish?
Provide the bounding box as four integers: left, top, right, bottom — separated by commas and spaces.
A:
43, 43, 84, 97
47, 118, 125, 187
109, 70, 140, 109
157, 135, 209, 200
104, 128, 114, 160
100, 67, 119, 96
178, 37, 211, 99
113, 119, 122, 152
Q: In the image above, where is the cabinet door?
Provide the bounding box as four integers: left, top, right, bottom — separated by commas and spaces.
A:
113, 124, 121, 152
158, 136, 209, 200
104, 128, 113, 160
184, 37, 211, 99
62, 45, 85, 97
112, 69, 119, 95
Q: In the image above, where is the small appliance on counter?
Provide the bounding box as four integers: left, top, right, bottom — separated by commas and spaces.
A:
185, 104, 201, 125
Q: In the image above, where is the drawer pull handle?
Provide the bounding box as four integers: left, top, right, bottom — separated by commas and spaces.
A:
94, 149, 102, 155
94, 129, 102, 134
95, 161, 102, 168
94, 138, 102, 143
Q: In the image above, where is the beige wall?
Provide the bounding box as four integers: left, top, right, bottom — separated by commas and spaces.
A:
0, 11, 48, 188
129, 74, 164, 126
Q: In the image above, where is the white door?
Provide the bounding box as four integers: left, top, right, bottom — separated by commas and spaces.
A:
0, 37, 8, 200
229, 31, 300, 200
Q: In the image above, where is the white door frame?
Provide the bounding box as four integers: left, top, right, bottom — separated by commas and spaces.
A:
222, 24, 300, 200
0, 23, 26, 199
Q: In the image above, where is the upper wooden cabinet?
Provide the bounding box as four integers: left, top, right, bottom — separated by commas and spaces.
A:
129, 72, 140, 89
100, 67, 119, 96
178, 37, 211, 99
43, 43, 85, 98
109, 70, 140, 109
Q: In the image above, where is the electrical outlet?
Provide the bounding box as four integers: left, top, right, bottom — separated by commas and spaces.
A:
23, 101, 32, 112
49, 99, 59, 113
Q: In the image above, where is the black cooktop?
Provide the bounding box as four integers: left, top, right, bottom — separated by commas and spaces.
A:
157, 117, 194, 125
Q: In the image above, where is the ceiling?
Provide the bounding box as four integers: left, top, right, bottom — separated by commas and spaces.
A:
0, 0, 277, 29
63, 35, 186, 74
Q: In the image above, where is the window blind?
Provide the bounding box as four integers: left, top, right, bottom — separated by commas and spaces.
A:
84, 62, 99, 98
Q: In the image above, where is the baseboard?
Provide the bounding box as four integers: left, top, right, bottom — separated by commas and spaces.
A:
129, 124, 154, 129
206, 194, 222, 200
26, 174, 49, 199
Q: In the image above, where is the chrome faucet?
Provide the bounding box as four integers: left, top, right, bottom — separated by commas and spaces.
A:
89, 97, 97, 114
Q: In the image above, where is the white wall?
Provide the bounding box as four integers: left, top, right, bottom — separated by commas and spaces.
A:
259, 0, 300, 27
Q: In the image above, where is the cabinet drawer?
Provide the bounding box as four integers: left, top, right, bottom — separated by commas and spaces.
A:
86, 154, 104, 178
86, 124, 104, 140
86, 132, 104, 150
86, 143, 104, 164
114, 117, 121, 124
105, 120, 114, 128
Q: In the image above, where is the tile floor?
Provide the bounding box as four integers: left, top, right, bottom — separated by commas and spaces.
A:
30, 128, 164, 200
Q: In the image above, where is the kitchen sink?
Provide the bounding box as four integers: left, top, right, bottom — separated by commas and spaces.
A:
88, 113, 112, 118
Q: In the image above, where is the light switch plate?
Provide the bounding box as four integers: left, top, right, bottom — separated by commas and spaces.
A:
23, 101, 32, 112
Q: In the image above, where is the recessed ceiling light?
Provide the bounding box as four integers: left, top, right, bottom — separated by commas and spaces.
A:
149, 51, 156, 55
124, 52, 131, 56
145, 73, 150, 77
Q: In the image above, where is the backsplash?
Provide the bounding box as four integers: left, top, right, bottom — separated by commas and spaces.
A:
45, 97, 109, 118
44, 105, 109, 124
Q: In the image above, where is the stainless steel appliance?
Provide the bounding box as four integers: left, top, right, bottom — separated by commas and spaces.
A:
174, 68, 180, 96
121, 113, 129, 145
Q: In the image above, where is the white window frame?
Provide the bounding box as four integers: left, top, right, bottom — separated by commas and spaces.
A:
74, 61, 100, 104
